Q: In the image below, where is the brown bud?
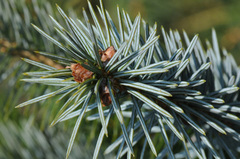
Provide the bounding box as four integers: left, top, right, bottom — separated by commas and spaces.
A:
99, 46, 116, 62
69, 63, 93, 83
100, 86, 112, 106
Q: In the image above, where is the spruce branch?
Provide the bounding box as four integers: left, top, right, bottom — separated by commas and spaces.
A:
10, 0, 240, 159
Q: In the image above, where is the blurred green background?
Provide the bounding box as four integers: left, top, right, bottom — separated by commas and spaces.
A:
1, 0, 240, 158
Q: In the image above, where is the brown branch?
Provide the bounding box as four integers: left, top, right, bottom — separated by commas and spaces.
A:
0, 39, 64, 69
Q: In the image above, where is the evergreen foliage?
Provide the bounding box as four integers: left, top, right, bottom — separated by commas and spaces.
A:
0, 119, 112, 159
1, 0, 240, 158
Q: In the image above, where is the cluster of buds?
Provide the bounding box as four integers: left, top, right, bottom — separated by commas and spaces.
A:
68, 46, 116, 106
